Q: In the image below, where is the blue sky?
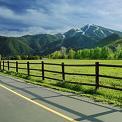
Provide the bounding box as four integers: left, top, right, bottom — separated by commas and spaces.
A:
0, 0, 122, 36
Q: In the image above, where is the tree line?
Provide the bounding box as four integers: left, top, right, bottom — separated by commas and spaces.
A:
48, 45, 122, 59
1, 45, 122, 60
2, 55, 42, 60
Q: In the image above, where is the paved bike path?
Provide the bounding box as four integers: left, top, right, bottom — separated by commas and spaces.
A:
0, 75, 121, 122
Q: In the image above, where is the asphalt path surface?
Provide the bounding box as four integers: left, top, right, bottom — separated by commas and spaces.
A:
0, 75, 121, 122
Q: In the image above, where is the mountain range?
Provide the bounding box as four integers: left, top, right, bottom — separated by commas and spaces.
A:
0, 24, 122, 56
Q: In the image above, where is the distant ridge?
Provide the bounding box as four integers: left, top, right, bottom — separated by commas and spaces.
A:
0, 24, 122, 56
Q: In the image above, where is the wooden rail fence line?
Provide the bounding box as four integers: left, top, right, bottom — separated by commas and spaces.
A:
0, 61, 122, 91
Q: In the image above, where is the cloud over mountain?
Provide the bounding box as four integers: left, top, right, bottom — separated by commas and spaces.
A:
0, 0, 122, 36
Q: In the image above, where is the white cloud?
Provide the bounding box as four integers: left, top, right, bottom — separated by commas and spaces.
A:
0, 6, 48, 25
0, 6, 15, 19
0, 0, 122, 36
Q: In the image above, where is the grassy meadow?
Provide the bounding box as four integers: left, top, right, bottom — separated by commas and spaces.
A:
1, 59, 122, 106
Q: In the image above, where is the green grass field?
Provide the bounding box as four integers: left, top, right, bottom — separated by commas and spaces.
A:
1, 59, 122, 106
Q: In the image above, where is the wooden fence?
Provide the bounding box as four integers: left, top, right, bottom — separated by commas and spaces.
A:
0, 61, 122, 91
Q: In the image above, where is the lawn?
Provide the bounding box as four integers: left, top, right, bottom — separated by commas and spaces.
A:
1, 59, 122, 106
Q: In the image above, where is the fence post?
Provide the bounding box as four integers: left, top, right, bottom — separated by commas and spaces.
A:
27, 61, 30, 76
3, 61, 4, 70
16, 61, 18, 73
42, 61, 44, 80
62, 62, 65, 81
8, 61, 9, 71
0, 61, 1, 71
95, 62, 99, 90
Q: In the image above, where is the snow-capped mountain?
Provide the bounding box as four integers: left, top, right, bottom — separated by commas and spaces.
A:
80, 24, 113, 39
0, 24, 122, 56
63, 24, 122, 49
64, 24, 122, 40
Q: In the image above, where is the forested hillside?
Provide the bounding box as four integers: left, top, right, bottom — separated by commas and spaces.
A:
0, 24, 122, 57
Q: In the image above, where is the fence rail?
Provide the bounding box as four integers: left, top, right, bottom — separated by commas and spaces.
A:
0, 60, 122, 91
